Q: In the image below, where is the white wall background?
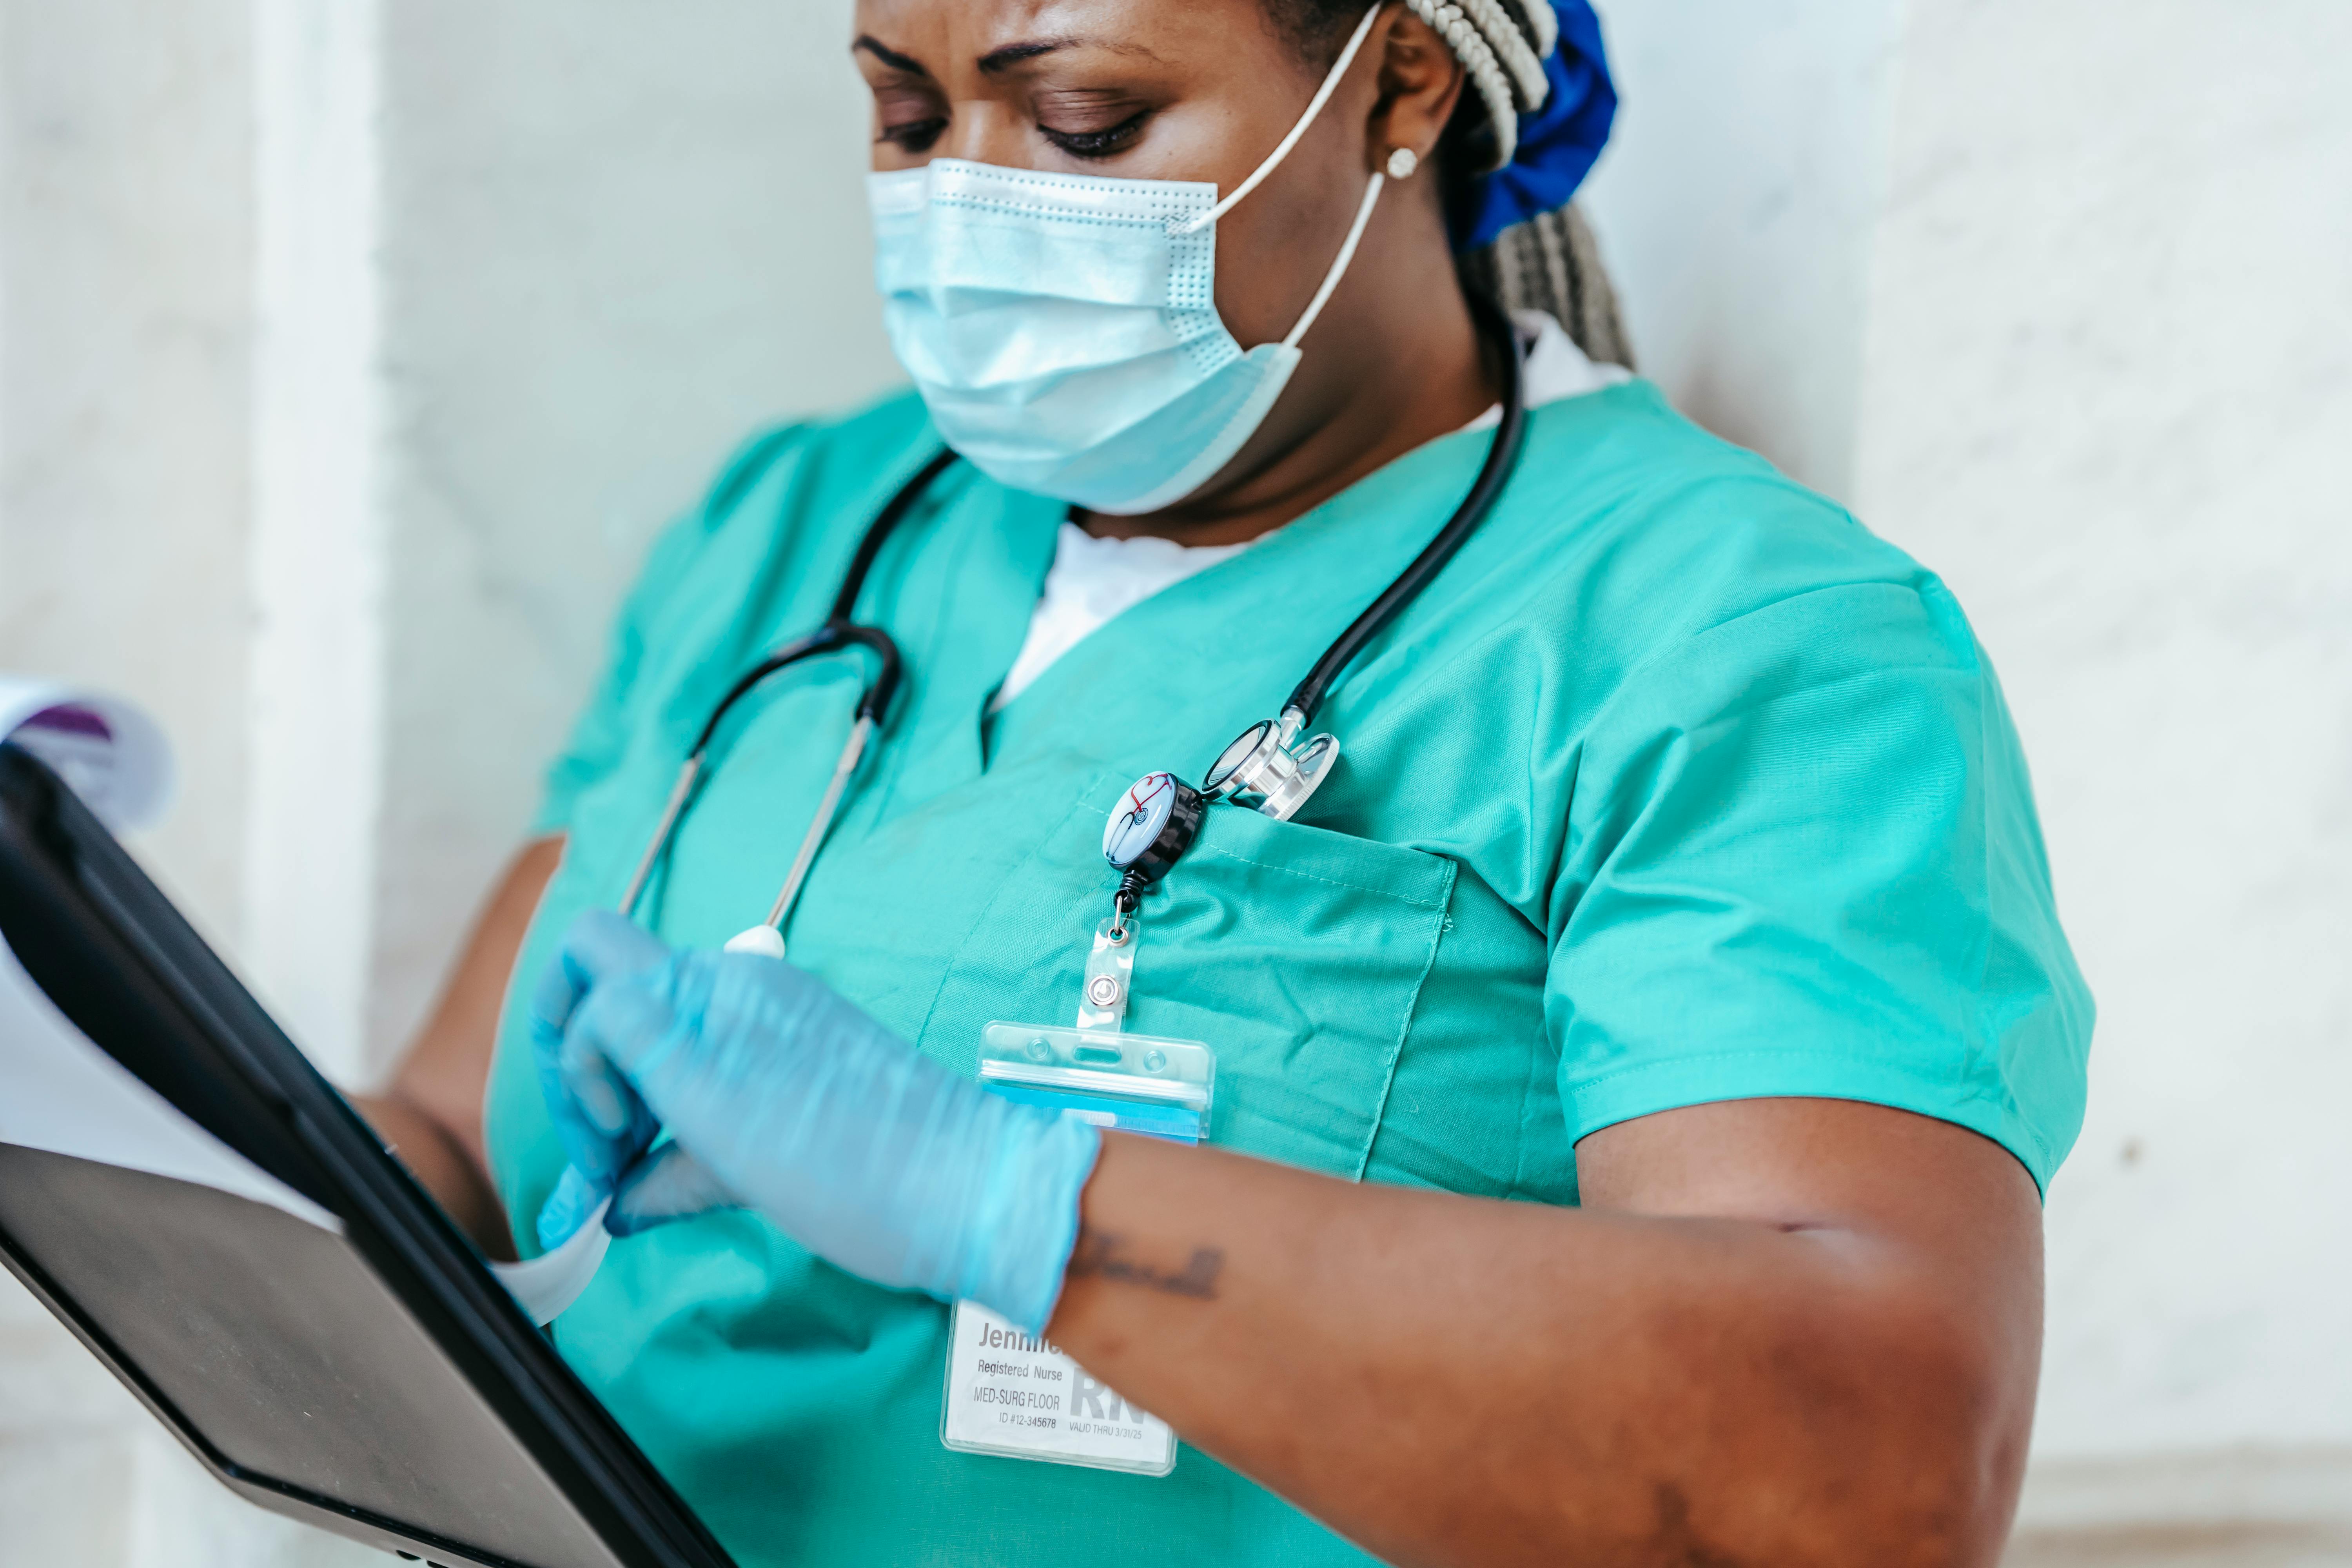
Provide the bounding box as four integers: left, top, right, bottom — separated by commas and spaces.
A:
1853, 0, 2352, 1473
1582, 0, 1907, 501
1, 2, 2346, 1563
367, 0, 901, 1060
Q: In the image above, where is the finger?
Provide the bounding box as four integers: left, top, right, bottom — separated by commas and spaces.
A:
563, 907, 673, 987
566, 963, 690, 1083
528, 1004, 650, 1188
551, 978, 675, 1184
530, 916, 672, 1160
527, 1004, 629, 1196
528, 911, 635, 1035
608, 1143, 741, 1237
529, 909, 671, 1051
529, 944, 585, 1043
535, 1162, 604, 1252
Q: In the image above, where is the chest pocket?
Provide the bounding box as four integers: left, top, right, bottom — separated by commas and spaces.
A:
888, 764, 1456, 1183
1130, 806, 1457, 1180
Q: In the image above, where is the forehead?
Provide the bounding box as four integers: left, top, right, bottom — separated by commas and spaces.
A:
851, 0, 1286, 71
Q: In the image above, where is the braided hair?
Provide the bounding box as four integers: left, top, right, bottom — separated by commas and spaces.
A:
1265, 0, 1632, 368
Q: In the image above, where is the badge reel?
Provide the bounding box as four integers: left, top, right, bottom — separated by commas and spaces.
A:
942, 773, 1218, 1479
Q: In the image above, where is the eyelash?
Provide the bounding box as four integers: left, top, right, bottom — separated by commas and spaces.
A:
878, 118, 948, 153
1041, 110, 1149, 160
877, 106, 1149, 160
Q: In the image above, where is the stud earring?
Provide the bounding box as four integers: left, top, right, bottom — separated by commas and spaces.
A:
1385, 146, 1419, 180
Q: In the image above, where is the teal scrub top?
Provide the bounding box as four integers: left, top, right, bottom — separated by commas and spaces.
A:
485, 381, 2092, 1568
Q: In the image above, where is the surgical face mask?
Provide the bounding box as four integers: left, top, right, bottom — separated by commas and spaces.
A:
866, 6, 1392, 516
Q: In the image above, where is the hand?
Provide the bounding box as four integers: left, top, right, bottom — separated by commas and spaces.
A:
527, 909, 1101, 1332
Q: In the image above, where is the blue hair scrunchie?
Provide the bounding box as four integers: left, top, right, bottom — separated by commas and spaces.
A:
1450, 1, 1618, 253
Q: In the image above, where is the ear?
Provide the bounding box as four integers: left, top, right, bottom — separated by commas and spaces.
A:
1366, 4, 1467, 172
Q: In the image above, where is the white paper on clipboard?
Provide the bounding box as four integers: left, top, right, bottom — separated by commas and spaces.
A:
0, 675, 174, 833
0, 677, 330, 1226
0, 935, 342, 1230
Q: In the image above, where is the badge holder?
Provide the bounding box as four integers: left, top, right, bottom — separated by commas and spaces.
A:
941, 773, 1218, 1477
940, 1027, 1214, 1476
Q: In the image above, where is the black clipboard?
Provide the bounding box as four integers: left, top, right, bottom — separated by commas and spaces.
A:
0, 742, 738, 1568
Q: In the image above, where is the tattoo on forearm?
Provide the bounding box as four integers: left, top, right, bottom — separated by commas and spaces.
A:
1068, 1230, 1224, 1300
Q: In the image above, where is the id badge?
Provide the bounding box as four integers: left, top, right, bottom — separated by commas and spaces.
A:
940, 1021, 1215, 1477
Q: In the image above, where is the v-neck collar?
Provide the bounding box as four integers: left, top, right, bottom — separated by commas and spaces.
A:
862, 470, 1062, 813
863, 416, 1501, 813
982, 422, 1502, 772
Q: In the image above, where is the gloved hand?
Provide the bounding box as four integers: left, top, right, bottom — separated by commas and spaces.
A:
527, 909, 1101, 1334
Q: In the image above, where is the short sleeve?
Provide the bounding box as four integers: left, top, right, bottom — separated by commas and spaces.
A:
1546, 578, 2093, 1191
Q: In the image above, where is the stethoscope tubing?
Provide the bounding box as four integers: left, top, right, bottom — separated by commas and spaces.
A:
1283, 291, 1529, 728
622, 300, 1528, 933
827, 446, 960, 628
617, 448, 953, 920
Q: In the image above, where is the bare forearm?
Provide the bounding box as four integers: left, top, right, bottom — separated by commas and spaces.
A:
1047, 1124, 2038, 1568
347, 836, 564, 1262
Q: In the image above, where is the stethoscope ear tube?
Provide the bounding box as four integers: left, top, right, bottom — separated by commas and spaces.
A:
748, 711, 877, 950
619, 754, 704, 920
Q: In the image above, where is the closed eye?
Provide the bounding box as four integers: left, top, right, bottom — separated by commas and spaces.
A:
878, 116, 949, 153
1040, 107, 1150, 160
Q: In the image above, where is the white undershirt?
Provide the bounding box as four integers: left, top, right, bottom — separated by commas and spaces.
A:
991, 311, 1630, 710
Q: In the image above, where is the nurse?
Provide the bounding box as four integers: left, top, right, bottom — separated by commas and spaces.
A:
361, 2, 2092, 1564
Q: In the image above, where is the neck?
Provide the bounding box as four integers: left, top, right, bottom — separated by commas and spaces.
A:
1076, 274, 1497, 548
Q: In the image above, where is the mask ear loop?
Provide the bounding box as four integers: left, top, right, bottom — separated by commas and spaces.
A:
1283, 170, 1387, 348
1165, 3, 1399, 350
1171, 3, 1387, 238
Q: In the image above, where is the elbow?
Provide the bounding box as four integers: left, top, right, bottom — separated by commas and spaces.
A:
1611, 1267, 2035, 1568
1752, 1276, 2038, 1568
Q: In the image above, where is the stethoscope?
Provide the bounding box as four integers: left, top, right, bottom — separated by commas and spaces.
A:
621, 295, 1529, 960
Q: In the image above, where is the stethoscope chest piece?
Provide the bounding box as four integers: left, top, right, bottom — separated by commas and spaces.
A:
1203, 712, 1339, 823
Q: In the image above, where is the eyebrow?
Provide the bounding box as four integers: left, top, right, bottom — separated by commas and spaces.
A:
978, 36, 1164, 74
852, 35, 929, 77
855, 31, 1166, 81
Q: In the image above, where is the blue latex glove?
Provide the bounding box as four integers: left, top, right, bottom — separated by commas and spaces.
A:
528, 909, 1102, 1334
